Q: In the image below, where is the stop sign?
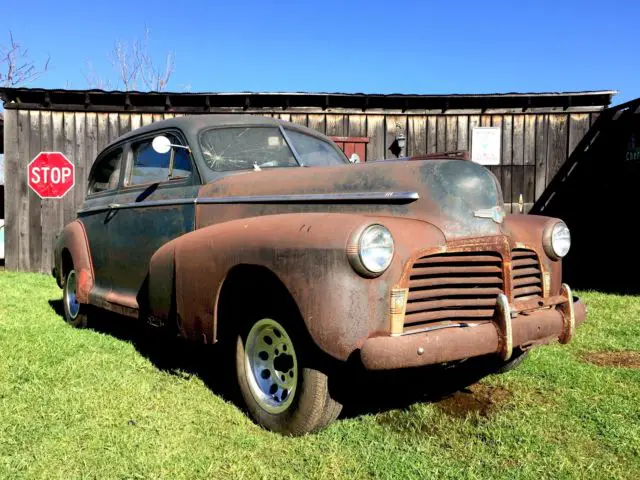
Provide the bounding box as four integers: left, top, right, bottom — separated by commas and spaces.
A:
28, 152, 75, 199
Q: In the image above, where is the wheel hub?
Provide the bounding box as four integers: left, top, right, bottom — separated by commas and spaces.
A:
64, 270, 80, 320
245, 318, 298, 413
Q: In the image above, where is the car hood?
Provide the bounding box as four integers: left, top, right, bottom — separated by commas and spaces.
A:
198, 159, 505, 240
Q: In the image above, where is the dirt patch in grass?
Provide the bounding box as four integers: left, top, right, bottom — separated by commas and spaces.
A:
581, 351, 640, 369
436, 384, 513, 419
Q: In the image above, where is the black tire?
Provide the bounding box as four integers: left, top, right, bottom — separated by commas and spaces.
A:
493, 350, 529, 374
62, 269, 89, 328
235, 312, 342, 435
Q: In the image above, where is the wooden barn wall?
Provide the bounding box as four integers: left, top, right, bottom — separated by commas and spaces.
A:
3, 108, 597, 273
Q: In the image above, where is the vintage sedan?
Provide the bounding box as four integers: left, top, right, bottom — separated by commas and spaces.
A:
53, 115, 586, 434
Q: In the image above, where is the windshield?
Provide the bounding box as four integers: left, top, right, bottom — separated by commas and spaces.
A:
200, 127, 299, 172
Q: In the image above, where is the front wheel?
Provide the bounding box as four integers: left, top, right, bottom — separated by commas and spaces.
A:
235, 317, 341, 435
63, 269, 88, 328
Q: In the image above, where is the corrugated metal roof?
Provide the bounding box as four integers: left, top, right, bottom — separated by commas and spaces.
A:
0, 87, 616, 114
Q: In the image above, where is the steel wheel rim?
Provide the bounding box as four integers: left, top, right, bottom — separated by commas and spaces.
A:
244, 318, 298, 414
64, 270, 80, 320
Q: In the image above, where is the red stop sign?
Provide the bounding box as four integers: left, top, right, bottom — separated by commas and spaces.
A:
28, 152, 75, 199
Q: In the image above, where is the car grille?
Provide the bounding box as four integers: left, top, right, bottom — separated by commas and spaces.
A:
405, 251, 504, 331
511, 249, 543, 300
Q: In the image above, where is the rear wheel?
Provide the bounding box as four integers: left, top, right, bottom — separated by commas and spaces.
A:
235, 316, 342, 435
63, 269, 88, 328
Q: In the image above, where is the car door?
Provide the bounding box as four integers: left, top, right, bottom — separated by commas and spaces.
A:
79, 146, 125, 298
105, 130, 200, 309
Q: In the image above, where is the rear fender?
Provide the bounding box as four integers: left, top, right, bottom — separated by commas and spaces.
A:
54, 220, 94, 303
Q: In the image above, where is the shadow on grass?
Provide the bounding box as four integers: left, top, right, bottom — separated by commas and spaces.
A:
48, 299, 502, 425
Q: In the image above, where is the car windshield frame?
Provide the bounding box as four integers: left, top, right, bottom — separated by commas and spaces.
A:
198, 124, 348, 173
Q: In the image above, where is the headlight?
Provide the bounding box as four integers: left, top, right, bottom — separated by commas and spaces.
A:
348, 224, 394, 277
543, 221, 571, 260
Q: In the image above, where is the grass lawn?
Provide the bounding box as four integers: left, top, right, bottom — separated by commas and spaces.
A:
1, 271, 639, 479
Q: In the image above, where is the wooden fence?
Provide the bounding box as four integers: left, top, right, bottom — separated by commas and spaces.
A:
3, 108, 600, 273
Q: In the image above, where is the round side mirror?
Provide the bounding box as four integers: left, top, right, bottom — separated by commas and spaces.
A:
152, 135, 172, 154
349, 153, 361, 164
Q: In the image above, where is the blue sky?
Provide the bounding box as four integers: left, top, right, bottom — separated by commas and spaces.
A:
2, 0, 639, 105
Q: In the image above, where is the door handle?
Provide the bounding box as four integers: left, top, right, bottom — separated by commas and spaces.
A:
108, 203, 121, 209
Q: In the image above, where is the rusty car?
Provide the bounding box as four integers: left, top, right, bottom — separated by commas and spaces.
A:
52, 115, 586, 434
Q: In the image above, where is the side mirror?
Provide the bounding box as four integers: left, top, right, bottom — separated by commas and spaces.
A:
152, 135, 172, 154
349, 153, 361, 164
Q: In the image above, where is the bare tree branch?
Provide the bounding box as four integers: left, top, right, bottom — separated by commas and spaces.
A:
86, 27, 175, 92
0, 31, 50, 87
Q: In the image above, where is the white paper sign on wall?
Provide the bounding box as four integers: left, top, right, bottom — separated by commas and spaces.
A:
472, 127, 501, 165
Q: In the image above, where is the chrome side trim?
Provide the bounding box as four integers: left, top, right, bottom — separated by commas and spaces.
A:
195, 192, 420, 204
77, 191, 420, 214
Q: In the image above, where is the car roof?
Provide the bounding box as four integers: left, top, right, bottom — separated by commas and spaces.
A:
104, 114, 329, 150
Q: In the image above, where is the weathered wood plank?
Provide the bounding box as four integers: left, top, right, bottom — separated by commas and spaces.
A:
480, 115, 492, 127
524, 115, 536, 165
568, 113, 590, 156
63, 112, 77, 228
86, 113, 98, 171
445, 116, 457, 151
512, 115, 524, 166
591, 112, 600, 126
386, 115, 407, 157
74, 113, 87, 216
511, 165, 525, 210
468, 115, 480, 154
534, 114, 548, 201
153, 113, 164, 123
277, 113, 291, 123
17, 110, 30, 271
408, 116, 427, 156
366, 115, 385, 161
3, 110, 19, 270
39, 112, 56, 274
130, 113, 142, 132
457, 116, 469, 151
307, 114, 326, 135
141, 113, 154, 127
163, 113, 175, 120
523, 165, 535, 210
500, 115, 512, 166
348, 115, 367, 137
290, 114, 308, 127
108, 113, 119, 142
326, 114, 346, 136
426, 116, 437, 153
96, 114, 109, 153
501, 165, 512, 213
28, 110, 43, 272
436, 116, 446, 152
546, 114, 568, 183
118, 114, 132, 136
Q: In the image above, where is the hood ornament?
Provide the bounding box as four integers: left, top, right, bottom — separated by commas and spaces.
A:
474, 206, 506, 224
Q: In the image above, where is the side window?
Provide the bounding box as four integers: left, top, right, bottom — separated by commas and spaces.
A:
127, 134, 192, 186
284, 130, 347, 166
88, 149, 123, 194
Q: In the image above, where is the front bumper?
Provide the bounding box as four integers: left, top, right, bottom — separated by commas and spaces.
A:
360, 286, 586, 370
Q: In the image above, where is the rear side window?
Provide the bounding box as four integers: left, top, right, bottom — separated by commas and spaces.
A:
284, 130, 347, 166
88, 149, 122, 194
127, 134, 192, 186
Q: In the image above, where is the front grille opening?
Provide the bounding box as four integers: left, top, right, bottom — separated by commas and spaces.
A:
405, 251, 504, 331
512, 249, 543, 300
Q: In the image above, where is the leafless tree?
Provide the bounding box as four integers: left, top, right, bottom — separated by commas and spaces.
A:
86, 28, 175, 91
0, 31, 50, 87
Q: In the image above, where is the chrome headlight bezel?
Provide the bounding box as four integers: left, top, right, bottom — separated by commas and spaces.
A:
543, 221, 571, 260
347, 224, 394, 277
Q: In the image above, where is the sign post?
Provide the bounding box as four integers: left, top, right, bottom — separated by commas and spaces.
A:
28, 152, 75, 199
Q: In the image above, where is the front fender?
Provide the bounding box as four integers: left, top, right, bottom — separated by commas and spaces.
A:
152, 212, 445, 361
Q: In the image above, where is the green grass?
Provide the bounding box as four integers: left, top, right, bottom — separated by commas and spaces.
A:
1, 271, 639, 479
